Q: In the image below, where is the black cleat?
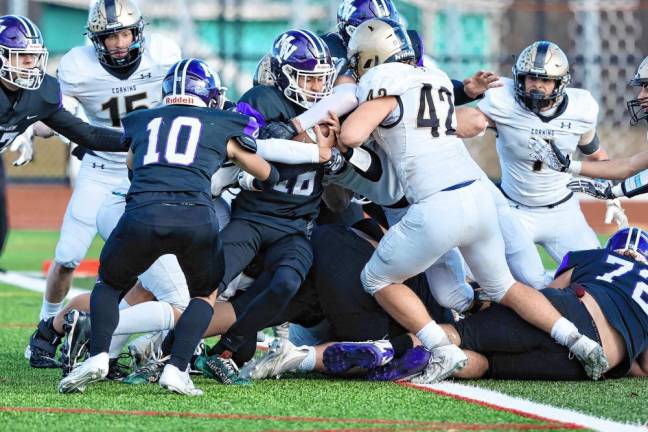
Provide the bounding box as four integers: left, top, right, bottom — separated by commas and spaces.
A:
28, 317, 62, 368
60, 310, 92, 377
107, 353, 133, 381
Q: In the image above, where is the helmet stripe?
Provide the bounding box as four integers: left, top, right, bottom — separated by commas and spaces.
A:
372, 0, 385, 15
180, 58, 193, 96
15, 16, 36, 39
296, 29, 322, 59
105, 0, 118, 24
533, 41, 550, 71
173, 59, 188, 95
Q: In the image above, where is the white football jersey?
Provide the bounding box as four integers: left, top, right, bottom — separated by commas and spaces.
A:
478, 78, 598, 206
356, 63, 481, 203
58, 34, 181, 163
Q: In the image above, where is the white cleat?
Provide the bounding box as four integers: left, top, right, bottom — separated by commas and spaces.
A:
568, 335, 608, 380
128, 331, 165, 369
409, 344, 467, 385
159, 364, 203, 396
24, 344, 31, 360
58, 352, 109, 394
240, 338, 309, 380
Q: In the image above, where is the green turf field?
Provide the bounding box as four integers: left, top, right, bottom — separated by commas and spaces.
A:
0, 230, 646, 431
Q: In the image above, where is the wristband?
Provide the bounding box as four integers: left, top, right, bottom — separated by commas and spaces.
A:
567, 161, 582, 176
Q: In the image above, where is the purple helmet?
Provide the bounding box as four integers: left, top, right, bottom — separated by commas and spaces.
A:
162, 59, 226, 108
337, 0, 401, 45
606, 227, 648, 262
270, 29, 335, 109
0, 15, 48, 90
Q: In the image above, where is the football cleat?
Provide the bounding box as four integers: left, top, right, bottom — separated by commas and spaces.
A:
127, 331, 165, 369
367, 346, 432, 381
106, 353, 133, 381
409, 344, 468, 384
323, 340, 394, 374
58, 352, 109, 394
28, 317, 62, 368
60, 310, 91, 377
123, 352, 169, 385
568, 335, 609, 381
159, 364, 203, 397
240, 338, 309, 380
194, 352, 250, 385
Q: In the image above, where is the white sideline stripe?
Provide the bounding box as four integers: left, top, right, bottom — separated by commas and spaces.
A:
409, 381, 647, 432
0, 271, 88, 298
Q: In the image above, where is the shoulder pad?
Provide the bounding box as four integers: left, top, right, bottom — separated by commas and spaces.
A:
57, 46, 95, 89
146, 34, 182, 68
477, 78, 515, 123
564, 88, 599, 131
357, 63, 412, 102
40, 75, 62, 106
238, 85, 293, 122
235, 135, 257, 153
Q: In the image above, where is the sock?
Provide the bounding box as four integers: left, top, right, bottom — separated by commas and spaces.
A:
551, 317, 581, 347
107, 298, 133, 357
113, 301, 174, 335
39, 299, 64, 321
416, 321, 449, 350
232, 336, 257, 367
161, 330, 175, 357
297, 346, 316, 372
169, 299, 213, 372
389, 334, 414, 357
89, 282, 122, 356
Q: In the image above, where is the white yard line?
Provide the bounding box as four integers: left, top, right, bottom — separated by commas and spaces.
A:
0, 271, 88, 298
402, 381, 647, 432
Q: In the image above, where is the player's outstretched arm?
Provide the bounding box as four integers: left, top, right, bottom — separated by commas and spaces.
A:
42, 108, 126, 152
226, 138, 278, 190
456, 107, 492, 138
338, 97, 397, 148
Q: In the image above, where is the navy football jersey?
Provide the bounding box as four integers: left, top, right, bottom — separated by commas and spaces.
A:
233, 85, 323, 234
0, 74, 123, 152
123, 104, 257, 207
557, 248, 648, 376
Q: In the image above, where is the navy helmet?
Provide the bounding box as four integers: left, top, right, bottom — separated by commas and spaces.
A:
270, 29, 335, 109
606, 227, 648, 262
0, 15, 48, 90
337, 0, 400, 45
162, 59, 225, 108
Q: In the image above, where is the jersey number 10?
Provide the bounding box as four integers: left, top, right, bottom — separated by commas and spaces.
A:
143, 116, 202, 166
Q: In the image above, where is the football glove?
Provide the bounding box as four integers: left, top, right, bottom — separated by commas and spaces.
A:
259, 121, 297, 140
9, 126, 34, 166
605, 198, 629, 229
237, 171, 260, 192
529, 136, 571, 172
566, 178, 614, 199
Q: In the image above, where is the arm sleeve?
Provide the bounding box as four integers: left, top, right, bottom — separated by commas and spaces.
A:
344, 145, 382, 182
452, 79, 478, 106
256, 138, 320, 164
614, 169, 648, 198
294, 83, 359, 130
42, 108, 127, 152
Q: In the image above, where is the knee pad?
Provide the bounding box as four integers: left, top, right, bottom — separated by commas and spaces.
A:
54, 239, 85, 269
270, 266, 302, 298
360, 266, 390, 296
138, 255, 190, 311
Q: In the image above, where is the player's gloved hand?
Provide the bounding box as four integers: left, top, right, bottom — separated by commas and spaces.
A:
237, 171, 261, 192
529, 136, 571, 172
259, 121, 297, 140
568, 334, 608, 381
9, 126, 35, 166
605, 198, 629, 229
566, 178, 614, 199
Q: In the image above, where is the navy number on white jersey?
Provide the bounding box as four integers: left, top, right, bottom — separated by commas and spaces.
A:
417, 84, 456, 137
102, 92, 149, 127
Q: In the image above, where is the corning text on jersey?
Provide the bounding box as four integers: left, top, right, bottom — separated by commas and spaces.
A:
529, 129, 554, 137
112, 85, 138, 95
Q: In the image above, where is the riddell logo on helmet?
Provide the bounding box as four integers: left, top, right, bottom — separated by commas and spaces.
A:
164, 95, 202, 106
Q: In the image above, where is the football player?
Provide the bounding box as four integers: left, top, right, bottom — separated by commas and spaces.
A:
338, 19, 608, 382
530, 56, 648, 201
58, 58, 279, 396
191, 30, 339, 384
445, 227, 648, 380
31, 0, 181, 368
458, 41, 609, 265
